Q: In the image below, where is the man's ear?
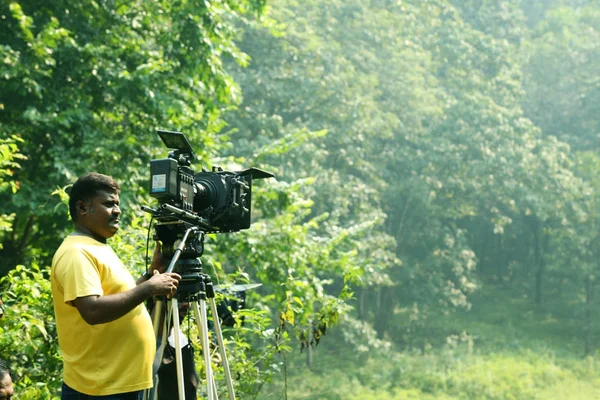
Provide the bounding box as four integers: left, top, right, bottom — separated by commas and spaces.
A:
76, 200, 88, 216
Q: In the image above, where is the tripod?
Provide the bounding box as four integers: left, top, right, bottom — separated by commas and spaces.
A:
144, 226, 236, 400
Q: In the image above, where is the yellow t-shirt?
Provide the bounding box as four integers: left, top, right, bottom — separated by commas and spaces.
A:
51, 234, 155, 395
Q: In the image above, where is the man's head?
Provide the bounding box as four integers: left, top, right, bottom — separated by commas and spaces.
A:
69, 173, 121, 242
0, 360, 13, 400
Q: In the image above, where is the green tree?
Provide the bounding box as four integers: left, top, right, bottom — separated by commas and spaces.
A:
0, 134, 26, 276
0, 0, 265, 271
223, 0, 587, 348
522, 5, 600, 151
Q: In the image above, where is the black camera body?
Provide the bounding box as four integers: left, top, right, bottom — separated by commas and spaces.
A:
149, 130, 274, 234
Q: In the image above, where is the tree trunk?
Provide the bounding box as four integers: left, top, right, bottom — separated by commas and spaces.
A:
534, 263, 544, 306
357, 288, 365, 320
532, 217, 547, 306
374, 287, 391, 339
585, 274, 594, 356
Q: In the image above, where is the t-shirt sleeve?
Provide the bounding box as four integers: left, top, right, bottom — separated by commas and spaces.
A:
55, 247, 104, 304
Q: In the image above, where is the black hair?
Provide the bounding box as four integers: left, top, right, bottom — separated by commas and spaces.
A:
68, 172, 120, 221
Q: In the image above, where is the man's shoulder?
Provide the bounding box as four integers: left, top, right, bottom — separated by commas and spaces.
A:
52, 235, 112, 266
58, 234, 110, 250
54, 236, 86, 257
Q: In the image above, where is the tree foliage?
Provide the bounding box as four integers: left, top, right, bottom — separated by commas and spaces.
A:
0, 0, 265, 268
1, 0, 600, 397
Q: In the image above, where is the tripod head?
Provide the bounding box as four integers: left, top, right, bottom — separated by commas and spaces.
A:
155, 220, 209, 301
154, 221, 205, 260
141, 204, 209, 302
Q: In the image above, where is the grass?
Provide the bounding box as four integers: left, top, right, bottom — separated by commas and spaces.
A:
258, 284, 600, 399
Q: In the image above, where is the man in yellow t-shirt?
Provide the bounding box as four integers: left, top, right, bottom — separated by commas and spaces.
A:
51, 172, 181, 399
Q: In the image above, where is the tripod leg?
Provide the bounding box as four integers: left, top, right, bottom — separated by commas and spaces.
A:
192, 300, 217, 400
144, 298, 172, 400
208, 298, 236, 400
155, 303, 174, 400
171, 297, 186, 400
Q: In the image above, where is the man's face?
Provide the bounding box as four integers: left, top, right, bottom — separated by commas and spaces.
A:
78, 190, 121, 240
0, 372, 13, 400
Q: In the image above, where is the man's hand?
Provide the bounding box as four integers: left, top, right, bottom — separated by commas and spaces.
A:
149, 241, 168, 274
136, 242, 173, 286
146, 270, 181, 298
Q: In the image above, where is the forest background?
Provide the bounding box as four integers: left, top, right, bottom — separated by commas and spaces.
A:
1, 0, 600, 399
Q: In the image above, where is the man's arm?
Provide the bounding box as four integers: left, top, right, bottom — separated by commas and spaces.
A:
74, 271, 180, 325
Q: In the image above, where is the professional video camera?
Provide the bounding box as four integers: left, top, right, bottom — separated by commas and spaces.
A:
148, 129, 273, 231
144, 128, 273, 287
